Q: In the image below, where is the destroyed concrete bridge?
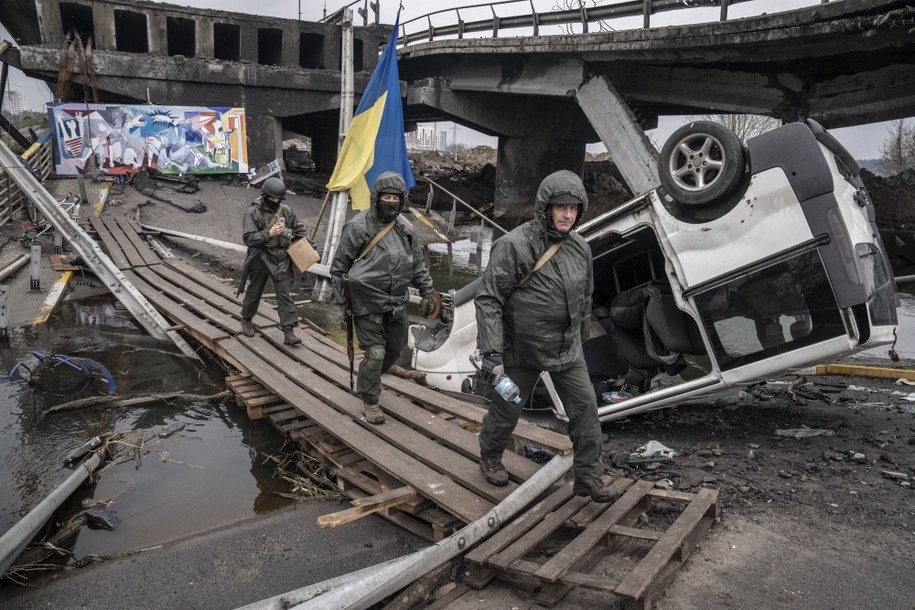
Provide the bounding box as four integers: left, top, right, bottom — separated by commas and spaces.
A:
1, 0, 914, 210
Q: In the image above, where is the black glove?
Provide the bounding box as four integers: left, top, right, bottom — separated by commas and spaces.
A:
480, 352, 504, 385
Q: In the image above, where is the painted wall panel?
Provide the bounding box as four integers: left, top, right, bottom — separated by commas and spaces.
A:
48, 103, 249, 175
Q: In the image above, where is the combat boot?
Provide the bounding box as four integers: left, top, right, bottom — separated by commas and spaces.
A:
282, 326, 302, 346
362, 403, 385, 425
479, 459, 509, 487
573, 474, 620, 503
240, 318, 255, 337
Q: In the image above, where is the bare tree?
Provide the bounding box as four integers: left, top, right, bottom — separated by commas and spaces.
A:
688, 113, 781, 142
551, 0, 613, 35
879, 119, 915, 174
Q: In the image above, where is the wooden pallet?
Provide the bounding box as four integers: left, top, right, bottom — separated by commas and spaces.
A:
464, 480, 719, 609
227, 372, 461, 541
226, 374, 283, 420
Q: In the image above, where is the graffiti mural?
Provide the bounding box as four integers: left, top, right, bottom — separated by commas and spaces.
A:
48, 103, 248, 175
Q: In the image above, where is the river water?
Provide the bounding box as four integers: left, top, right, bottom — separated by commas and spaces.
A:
0, 303, 294, 561
0, 225, 912, 571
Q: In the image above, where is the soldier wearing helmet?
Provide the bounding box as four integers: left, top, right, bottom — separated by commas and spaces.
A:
330, 172, 441, 425
474, 170, 619, 503
239, 177, 309, 345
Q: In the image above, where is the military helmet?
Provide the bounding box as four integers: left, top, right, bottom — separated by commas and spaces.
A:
261, 177, 286, 199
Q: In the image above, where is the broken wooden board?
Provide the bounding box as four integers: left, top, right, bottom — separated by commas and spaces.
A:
317, 487, 419, 528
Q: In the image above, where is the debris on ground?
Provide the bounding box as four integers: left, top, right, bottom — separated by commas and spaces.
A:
629, 440, 680, 462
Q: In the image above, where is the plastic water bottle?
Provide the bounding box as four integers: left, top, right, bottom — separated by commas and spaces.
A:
492, 374, 522, 406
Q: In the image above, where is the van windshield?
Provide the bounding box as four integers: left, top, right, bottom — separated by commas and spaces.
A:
693, 251, 846, 370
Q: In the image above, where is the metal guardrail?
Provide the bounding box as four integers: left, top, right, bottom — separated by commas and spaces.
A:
399, 0, 832, 46
0, 133, 52, 229
422, 175, 507, 236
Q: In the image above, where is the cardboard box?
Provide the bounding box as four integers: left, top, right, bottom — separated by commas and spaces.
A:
288, 238, 320, 273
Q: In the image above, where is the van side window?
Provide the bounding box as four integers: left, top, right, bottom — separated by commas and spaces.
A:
693, 251, 846, 370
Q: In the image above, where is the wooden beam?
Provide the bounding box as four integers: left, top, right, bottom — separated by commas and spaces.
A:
317, 487, 419, 527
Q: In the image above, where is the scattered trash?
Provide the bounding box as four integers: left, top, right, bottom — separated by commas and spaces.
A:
630, 440, 680, 462
880, 470, 910, 481
649, 372, 683, 391
749, 384, 774, 400
601, 390, 633, 404
156, 423, 186, 439
3, 351, 115, 397
891, 391, 915, 402
775, 428, 835, 438
849, 451, 867, 463
523, 443, 553, 464
894, 378, 915, 386
63, 436, 104, 466
85, 507, 122, 531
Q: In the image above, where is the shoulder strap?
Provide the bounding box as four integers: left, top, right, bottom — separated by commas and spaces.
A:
354, 221, 396, 264
265, 204, 285, 230
517, 241, 562, 288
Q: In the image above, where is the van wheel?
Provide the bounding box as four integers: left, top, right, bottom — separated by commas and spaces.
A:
659, 121, 745, 207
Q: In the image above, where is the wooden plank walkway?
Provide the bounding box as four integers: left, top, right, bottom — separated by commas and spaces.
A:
92, 212, 572, 530
89, 211, 718, 603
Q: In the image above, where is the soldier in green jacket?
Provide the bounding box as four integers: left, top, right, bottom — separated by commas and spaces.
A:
475, 170, 618, 503
239, 177, 308, 346
331, 172, 440, 425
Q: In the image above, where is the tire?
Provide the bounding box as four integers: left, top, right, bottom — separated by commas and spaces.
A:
659, 121, 745, 207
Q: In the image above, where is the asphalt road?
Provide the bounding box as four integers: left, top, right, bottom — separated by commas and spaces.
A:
0, 502, 425, 610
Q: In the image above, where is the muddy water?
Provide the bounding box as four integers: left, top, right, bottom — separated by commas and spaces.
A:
0, 302, 293, 560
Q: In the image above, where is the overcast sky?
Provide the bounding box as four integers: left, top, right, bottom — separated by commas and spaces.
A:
0, 0, 905, 159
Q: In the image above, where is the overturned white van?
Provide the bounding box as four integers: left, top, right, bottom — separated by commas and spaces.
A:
409, 120, 899, 422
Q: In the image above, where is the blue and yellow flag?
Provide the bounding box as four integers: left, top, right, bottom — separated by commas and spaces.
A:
326, 18, 414, 210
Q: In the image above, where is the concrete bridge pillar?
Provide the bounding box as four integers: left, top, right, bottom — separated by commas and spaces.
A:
310, 119, 341, 174
246, 115, 282, 173
494, 136, 585, 221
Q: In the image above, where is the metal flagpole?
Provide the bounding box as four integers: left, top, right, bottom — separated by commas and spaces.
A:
313, 7, 354, 303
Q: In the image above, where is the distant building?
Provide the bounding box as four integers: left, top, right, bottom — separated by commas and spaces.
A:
406, 123, 448, 151
2, 90, 25, 122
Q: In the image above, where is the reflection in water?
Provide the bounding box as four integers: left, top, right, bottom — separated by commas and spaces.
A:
427, 223, 495, 283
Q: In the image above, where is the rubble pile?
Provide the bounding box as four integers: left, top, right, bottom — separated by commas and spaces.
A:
861, 168, 915, 229
408, 147, 915, 238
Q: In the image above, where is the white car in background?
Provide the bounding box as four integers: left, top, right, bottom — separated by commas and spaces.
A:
409, 119, 899, 422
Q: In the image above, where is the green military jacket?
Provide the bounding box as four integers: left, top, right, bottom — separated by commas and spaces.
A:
242, 197, 307, 281
330, 175, 434, 316
475, 170, 593, 371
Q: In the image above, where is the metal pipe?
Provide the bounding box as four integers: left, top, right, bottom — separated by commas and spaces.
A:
139, 223, 246, 252
894, 274, 915, 284
0, 450, 104, 577
236, 557, 407, 610
290, 453, 573, 610
0, 254, 30, 282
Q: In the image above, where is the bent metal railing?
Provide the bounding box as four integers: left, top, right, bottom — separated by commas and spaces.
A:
399, 0, 834, 46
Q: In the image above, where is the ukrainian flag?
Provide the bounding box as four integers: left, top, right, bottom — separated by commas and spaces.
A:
326, 18, 414, 210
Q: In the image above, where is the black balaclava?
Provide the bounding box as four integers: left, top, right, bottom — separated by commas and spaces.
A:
377, 191, 402, 222
262, 195, 281, 213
